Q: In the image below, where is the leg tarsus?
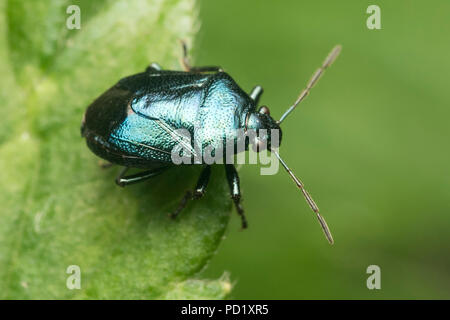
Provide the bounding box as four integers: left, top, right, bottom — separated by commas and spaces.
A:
169, 191, 192, 219
225, 164, 248, 229
170, 166, 212, 218
179, 39, 222, 73
233, 196, 247, 229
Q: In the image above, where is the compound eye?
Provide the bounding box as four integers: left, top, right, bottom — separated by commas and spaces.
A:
258, 106, 270, 115
252, 137, 268, 152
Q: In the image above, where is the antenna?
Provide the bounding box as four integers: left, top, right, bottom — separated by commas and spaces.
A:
278, 45, 342, 124
272, 149, 334, 245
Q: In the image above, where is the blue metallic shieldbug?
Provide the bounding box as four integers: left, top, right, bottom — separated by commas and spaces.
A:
81, 42, 341, 244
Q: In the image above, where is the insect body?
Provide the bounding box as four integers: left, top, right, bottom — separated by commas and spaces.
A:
82, 42, 341, 244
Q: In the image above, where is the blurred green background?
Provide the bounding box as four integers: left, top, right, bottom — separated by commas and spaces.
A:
197, 0, 450, 299
3, 0, 448, 300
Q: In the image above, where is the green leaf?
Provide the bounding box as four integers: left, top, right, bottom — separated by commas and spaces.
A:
0, 0, 232, 299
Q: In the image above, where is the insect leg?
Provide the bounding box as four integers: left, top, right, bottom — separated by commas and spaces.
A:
115, 166, 167, 187
225, 164, 248, 229
193, 165, 212, 199
170, 165, 212, 218
146, 62, 163, 73
249, 85, 264, 105
179, 40, 222, 73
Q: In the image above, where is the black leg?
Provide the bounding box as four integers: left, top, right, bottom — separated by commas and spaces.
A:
170, 165, 212, 218
225, 164, 248, 229
193, 165, 212, 198
180, 40, 222, 73
146, 62, 163, 73
115, 166, 167, 187
170, 191, 193, 219
249, 85, 263, 105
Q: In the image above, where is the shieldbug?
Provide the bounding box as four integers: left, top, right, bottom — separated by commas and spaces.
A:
81, 41, 341, 244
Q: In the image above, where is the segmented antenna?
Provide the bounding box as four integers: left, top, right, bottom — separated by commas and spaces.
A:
272, 150, 334, 245
278, 45, 342, 124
